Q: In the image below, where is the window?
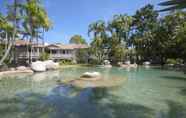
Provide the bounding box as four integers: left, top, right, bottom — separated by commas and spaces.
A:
52, 50, 57, 54
63, 50, 66, 54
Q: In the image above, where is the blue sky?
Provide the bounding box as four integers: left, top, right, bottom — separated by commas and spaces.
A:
0, 0, 163, 44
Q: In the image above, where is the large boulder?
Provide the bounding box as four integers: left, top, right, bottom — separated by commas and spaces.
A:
125, 61, 131, 65
81, 72, 101, 78
143, 61, 151, 65
103, 60, 110, 65
44, 60, 59, 70
31, 61, 46, 72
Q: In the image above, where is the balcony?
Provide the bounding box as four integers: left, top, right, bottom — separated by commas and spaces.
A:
50, 54, 74, 60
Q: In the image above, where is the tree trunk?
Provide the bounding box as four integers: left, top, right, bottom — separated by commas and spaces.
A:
0, 38, 12, 65
5, 32, 8, 50
184, 59, 186, 74
0, 0, 17, 65
42, 28, 45, 53
29, 37, 33, 64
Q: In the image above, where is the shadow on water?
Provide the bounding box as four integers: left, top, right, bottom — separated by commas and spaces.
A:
161, 76, 186, 81
0, 93, 55, 118
180, 88, 186, 96
0, 85, 156, 118
46, 85, 156, 118
166, 100, 186, 118
1, 85, 186, 118
176, 87, 186, 96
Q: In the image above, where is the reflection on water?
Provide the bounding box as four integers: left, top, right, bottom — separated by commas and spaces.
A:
0, 67, 186, 118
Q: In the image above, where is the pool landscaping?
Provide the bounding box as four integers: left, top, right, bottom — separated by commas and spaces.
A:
0, 66, 185, 118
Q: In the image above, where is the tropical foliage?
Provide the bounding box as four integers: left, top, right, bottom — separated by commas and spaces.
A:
88, 4, 186, 65
0, 0, 51, 65
88, 15, 133, 64
70, 35, 87, 44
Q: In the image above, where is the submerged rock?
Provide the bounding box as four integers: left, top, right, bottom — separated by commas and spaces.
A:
60, 72, 127, 89
9, 67, 16, 71
119, 63, 138, 68
16, 66, 27, 71
69, 77, 127, 89
103, 65, 112, 68
0, 69, 33, 76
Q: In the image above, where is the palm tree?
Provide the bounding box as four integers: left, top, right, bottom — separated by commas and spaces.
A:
88, 20, 106, 39
70, 35, 87, 44
21, 0, 52, 63
159, 0, 186, 11
108, 14, 133, 44
0, 0, 18, 65
88, 20, 107, 63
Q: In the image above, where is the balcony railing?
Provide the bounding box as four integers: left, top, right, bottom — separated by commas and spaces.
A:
17, 52, 75, 60
50, 54, 74, 59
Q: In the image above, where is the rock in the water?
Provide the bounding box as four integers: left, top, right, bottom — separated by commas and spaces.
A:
143, 61, 151, 65
81, 72, 101, 78
44, 60, 59, 70
125, 61, 131, 65
16, 66, 27, 71
103, 60, 110, 65
104, 65, 112, 68
31, 61, 46, 72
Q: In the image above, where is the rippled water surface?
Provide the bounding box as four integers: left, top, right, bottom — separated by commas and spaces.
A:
0, 66, 186, 118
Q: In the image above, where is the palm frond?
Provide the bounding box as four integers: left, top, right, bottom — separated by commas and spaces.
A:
159, 0, 186, 6
159, 0, 186, 11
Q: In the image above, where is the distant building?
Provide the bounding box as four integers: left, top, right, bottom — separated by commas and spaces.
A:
46, 43, 88, 62
14, 40, 89, 64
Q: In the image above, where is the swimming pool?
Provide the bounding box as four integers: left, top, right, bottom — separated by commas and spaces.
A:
0, 66, 185, 118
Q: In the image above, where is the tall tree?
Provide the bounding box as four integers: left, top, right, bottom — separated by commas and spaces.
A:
0, 0, 19, 65
21, 0, 52, 63
70, 35, 87, 44
108, 14, 133, 44
132, 4, 159, 62
107, 14, 132, 62
88, 20, 107, 63
88, 20, 107, 39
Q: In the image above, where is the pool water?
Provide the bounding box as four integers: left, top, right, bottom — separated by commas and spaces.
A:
0, 66, 186, 118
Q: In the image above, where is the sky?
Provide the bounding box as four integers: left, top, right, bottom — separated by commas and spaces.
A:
0, 0, 163, 44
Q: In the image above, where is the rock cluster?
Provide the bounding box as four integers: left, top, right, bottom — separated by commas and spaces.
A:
31, 60, 59, 72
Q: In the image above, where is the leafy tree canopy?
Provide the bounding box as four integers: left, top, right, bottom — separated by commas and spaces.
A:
70, 35, 87, 44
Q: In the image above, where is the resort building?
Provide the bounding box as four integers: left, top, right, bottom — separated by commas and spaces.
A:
14, 40, 89, 64
46, 43, 88, 62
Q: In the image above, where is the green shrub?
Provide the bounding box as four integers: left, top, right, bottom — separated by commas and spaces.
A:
88, 59, 100, 65
176, 58, 184, 64
76, 49, 89, 64
166, 58, 184, 65
39, 52, 50, 61
166, 58, 177, 65
59, 60, 73, 65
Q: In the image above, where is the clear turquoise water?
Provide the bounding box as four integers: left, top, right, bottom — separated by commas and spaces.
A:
0, 66, 186, 118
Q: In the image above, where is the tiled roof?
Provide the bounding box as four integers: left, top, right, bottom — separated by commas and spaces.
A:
15, 40, 89, 49
47, 44, 89, 50
15, 40, 30, 46
15, 40, 45, 47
